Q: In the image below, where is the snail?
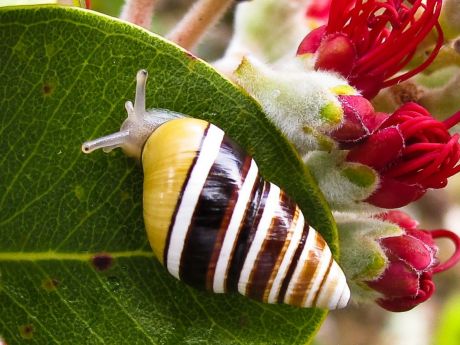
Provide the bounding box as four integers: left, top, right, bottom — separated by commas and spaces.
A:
82, 70, 350, 309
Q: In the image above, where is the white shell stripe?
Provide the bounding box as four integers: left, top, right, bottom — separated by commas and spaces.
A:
337, 283, 351, 308
333, 284, 347, 309
315, 261, 343, 308
303, 244, 332, 307
267, 210, 304, 303
213, 159, 259, 293
237, 184, 281, 295
284, 228, 319, 304
331, 265, 350, 308
166, 124, 224, 279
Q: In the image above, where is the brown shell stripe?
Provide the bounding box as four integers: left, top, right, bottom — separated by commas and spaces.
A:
302, 231, 335, 306
262, 207, 300, 303
179, 134, 250, 289
276, 221, 310, 304
312, 256, 334, 307
287, 231, 327, 306
313, 259, 344, 308
226, 181, 270, 293
265, 209, 305, 304
205, 155, 253, 291
245, 190, 296, 301
220, 170, 262, 293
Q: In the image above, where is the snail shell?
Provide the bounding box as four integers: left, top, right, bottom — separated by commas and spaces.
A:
82, 70, 350, 309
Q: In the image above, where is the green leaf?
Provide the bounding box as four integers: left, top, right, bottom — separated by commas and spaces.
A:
0, 6, 338, 344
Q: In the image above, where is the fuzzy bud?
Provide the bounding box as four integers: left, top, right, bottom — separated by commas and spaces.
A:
234, 56, 356, 153
339, 211, 460, 312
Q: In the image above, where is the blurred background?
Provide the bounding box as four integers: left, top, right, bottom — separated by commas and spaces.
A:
91, 0, 233, 61
91, 1, 460, 344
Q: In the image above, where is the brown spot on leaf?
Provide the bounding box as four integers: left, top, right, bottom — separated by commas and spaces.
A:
92, 253, 113, 271
19, 324, 34, 339
42, 82, 54, 96
41, 277, 59, 292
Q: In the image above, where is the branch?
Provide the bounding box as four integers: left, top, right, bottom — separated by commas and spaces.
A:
167, 0, 234, 51
120, 0, 157, 30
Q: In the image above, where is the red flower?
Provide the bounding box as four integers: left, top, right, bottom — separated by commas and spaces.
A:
347, 103, 460, 208
367, 211, 460, 312
297, 0, 444, 98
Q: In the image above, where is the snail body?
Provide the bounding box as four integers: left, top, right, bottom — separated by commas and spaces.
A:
82, 70, 350, 309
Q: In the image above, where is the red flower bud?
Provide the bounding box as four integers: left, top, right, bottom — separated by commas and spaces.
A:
367, 211, 460, 312
297, 0, 444, 98
330, 95, 388, 145
347, 103, 460, 208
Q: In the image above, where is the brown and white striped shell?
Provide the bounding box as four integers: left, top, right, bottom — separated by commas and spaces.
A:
82, 70, 350, 310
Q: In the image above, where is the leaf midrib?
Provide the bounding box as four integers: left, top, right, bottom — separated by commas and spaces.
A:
0, 250, 153, 261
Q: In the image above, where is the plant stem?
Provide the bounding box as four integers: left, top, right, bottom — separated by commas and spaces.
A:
167, 0, 234, 51
120, 0, 157, 29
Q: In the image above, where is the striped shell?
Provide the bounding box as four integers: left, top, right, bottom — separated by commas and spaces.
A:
142, 118, 350, 309
82, 70, 350, 310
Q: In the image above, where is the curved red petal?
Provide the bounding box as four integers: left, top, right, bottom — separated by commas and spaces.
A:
431, 229, 460, 274
366, 177, 426, 208
350, 74, 385, 99
297, 26, 327, 55
314, 34, 357, 77
381, 235, 435, 271
346, 126, 404, 170
375, 277, 435, 312
367, 260, 419, 297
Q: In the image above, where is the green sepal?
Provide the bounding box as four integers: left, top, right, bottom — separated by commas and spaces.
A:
337, 217, 402, 302
306, 151, 380, 212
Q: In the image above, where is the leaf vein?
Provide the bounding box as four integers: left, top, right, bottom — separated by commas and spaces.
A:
1, 286, 61, 344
